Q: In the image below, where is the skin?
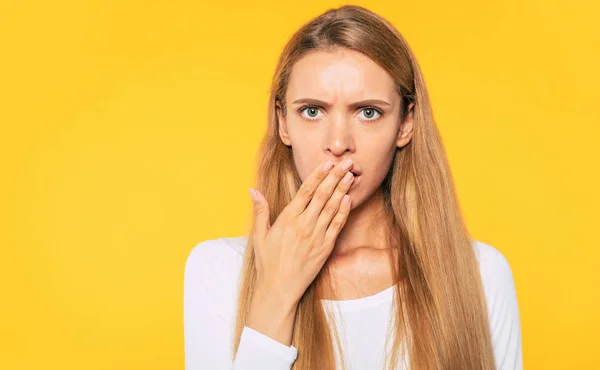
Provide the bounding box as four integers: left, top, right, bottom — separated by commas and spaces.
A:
277, 47, 414, 298
245, 47, 414, 347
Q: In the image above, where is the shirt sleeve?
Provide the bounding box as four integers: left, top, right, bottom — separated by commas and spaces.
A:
483, 245, 524, 370
232, 326, 298, 369
184, 239, 298, 370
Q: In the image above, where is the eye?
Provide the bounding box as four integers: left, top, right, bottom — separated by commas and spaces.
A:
297, 105, 384, 122
358, 107, 383, 121
298, 105, 324, 121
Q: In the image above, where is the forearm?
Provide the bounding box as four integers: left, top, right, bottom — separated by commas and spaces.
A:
245, 286, 298, 347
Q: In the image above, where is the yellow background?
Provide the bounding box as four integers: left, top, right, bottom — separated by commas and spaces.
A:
1, 1, 598, 369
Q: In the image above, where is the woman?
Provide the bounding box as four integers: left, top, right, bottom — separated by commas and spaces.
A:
184, 5, 522, 370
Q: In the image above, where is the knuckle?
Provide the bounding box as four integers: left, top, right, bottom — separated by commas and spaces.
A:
322, 200, 339, 216
298, 184, 313, 199
330, 216, 344, 230
314, 186, 329, 202
292, 218, 310, 238
337, 202, 350, 214
298, 223, 313, 239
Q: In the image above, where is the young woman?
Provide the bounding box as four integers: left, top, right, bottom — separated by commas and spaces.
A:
184, 5, 522, 370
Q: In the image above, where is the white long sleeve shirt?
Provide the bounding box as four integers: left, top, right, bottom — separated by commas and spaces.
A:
183, 237, 523, 369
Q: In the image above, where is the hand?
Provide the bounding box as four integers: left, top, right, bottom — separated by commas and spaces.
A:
248, 158, 355, 307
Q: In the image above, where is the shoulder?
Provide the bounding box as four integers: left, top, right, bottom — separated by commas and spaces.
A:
184, 236, 249, 312
183, 237, 251, 367
472, 239, 518, 302
472, 239, 523, 369
185, 236, 248, 273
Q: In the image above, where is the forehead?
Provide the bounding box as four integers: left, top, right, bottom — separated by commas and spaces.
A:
286, 48, 397, 101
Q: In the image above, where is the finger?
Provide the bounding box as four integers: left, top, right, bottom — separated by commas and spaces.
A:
301, 158, 354, 222
283, 160, 337, 217
312, 171, 354, 234
249, 188, 270, 245
322, 194, 352, 251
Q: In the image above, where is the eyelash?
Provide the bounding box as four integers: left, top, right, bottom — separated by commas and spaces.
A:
296, 105, 384, 123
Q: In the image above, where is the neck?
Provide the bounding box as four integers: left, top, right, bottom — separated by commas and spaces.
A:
330, 187, 389, 257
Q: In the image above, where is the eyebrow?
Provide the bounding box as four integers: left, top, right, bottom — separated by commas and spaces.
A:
291, 98, 391, 109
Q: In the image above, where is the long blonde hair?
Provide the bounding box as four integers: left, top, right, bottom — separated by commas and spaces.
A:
233, 5, 496, 369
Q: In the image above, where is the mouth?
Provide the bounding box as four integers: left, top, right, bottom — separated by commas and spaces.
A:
330, 161, 361, 176
349, 171, 361, 188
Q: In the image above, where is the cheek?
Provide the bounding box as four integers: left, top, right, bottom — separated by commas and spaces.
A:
288, 131, 327, 180
291, 151, 322, 182
360, 146, 397, 184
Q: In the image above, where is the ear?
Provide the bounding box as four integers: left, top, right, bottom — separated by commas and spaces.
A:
276, 101, 292, 146
396, 102, 415, 148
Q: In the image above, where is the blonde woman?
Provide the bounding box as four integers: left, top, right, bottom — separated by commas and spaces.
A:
184, 5, 522, 370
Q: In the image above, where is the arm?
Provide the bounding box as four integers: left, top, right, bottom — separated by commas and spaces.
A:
232, 283, 300, 366
232, 326, 298, 368
246, 283, 298, 346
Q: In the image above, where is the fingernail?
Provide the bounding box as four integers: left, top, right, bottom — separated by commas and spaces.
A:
343, 194, 351, 205
322, 161, 334, 172
342, 171, 354, 184
341, 158, 353, 171
248, 188, 259, 203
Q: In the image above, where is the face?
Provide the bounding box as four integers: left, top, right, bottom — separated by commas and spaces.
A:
277, 48, 414, 208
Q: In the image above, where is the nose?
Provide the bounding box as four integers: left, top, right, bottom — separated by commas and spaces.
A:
323, 112, 355, 156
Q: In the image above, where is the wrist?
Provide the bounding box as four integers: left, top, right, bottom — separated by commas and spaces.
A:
246, 284, 299, 347
251, 283, 299, 317
254, 280, 300, 312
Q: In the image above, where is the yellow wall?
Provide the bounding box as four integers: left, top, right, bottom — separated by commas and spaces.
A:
1, 1, 598, 369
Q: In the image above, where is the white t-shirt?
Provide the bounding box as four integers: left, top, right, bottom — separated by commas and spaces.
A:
183, 236, 523, 369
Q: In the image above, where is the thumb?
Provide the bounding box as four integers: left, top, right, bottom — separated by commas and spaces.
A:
249, 188, 270, 244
